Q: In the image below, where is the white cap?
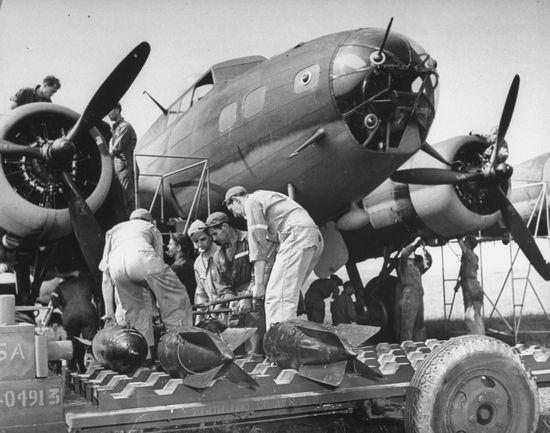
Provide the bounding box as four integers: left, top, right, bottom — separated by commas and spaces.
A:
129, 208, 153, 222
187, 219, 207, 237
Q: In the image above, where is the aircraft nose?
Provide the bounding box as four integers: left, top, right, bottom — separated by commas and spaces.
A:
331, 28, 438, 152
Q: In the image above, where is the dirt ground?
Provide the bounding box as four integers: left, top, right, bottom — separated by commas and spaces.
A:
538, 388, 550, 432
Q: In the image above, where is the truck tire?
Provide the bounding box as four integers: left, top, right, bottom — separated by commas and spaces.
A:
404, 335, 539, 433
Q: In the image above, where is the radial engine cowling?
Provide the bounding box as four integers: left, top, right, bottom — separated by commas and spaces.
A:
0, 103, 112, 242
348, 135, 503, 258
405, 135, 502, 238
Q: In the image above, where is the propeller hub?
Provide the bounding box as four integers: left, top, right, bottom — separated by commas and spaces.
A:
494, 162, 513, 181
46, 137, 76, 162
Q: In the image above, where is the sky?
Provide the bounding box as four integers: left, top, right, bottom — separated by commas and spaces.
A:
0, 0, 549, 166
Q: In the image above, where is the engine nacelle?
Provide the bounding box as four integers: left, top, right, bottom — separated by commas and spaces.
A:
406, 136, 501, 238
0, 103, 112, 243
342, 135, 503, 262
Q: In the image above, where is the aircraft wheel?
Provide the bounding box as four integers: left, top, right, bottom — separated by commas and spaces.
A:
363, 276, 398, 342
404, 335, 539, 433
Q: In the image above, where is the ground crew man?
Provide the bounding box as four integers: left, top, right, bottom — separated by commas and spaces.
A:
50, 269, 98, 373
108, 103, 137, 215
99, 208, 192, 354
395, 236, 430, 342
188, 219, 230, 323
455, 235, 485, 335
305, 274, 342, 323
206, 211, 265, 354
167, 232, 197, 304
332, 281, 358, 325
225, 186, 323, 327
10, 75, 61, 108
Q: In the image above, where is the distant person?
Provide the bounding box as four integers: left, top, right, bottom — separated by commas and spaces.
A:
206, 211, 264, 354
9, 75, 61, 109
332, 281, 358, 325
455, 235, 485, 335
305, 274, 342, 323
187, 219, 228, 323
395, 237, 431, 342
108, 103, 137, 216
225, 186, 323, 327
167, 232, 197, 303
99, 208, 192, 356
49, 269, 98, 373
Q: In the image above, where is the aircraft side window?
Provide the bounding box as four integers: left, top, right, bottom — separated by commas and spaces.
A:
219, 102, 237, 133
243, 85, 266, 118
192, 84, 214, 105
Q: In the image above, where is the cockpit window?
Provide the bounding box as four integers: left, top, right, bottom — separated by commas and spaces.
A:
167, 91, 192, 126
331, 31, 439, 152
192, 72, 214, 105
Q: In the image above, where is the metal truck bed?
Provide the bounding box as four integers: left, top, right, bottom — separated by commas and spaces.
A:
63, 340, 550, 432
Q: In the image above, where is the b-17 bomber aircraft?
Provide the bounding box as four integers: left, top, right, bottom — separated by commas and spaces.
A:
135, 23, 550, 284
1, 20, 550, 433
0, 21, 548, 308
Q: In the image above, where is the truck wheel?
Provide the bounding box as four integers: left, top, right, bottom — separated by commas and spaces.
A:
404, 335, 539, 433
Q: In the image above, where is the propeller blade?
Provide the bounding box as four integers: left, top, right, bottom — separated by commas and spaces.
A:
390, 168, 481, 185
59, 171, 104, 276
421, 141, 453, 166
378, 17, 393, 57
495, 186, 550, 280
491, 75, 520, 166
0, 139, 43, 159
66, 42, 151, 142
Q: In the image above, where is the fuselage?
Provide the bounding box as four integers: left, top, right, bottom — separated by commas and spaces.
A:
136, 27, 438, 224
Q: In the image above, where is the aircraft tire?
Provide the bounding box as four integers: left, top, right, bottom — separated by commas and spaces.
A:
404, 335, 539, 433
363, 276, 398, 343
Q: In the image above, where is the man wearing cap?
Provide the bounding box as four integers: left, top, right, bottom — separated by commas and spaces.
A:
188, 219, 228, 323
225, 186, 324, 327
455, 235, 485, 335
206, 211, 265, 354
99, 209, 192, 354
395, 236, 429, 342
